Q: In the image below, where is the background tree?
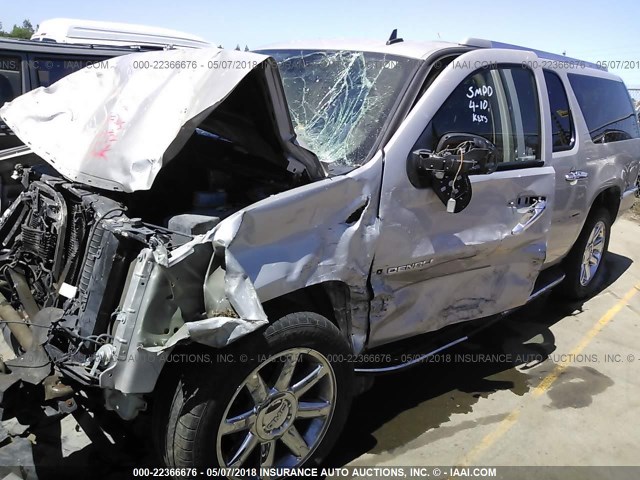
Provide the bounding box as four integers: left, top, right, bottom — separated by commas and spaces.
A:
0, 19, 36, 39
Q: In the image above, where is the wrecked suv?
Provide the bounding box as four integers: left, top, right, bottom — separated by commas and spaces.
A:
0, 37, 639, 475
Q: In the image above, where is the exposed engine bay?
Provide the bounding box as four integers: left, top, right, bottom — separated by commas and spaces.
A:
0, 127, 307, 415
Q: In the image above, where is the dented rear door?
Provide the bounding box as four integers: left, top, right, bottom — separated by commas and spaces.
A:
369, 49, 555, 347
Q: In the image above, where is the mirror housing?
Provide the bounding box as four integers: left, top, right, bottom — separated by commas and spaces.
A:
406, 133, 498, 213
435, 133, 498, 175
407, 133, 498, 185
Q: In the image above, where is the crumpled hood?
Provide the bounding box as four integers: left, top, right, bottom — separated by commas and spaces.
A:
0, 47, 323, 192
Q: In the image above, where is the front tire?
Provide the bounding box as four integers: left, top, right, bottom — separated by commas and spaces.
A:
559, 207, 611, 300
157, 312, 353, 477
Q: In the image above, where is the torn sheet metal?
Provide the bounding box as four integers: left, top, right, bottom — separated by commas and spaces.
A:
143, 249, 268, 352
0, 47, 322, 192
143, 316, 265, 352
101, 242, 267, 394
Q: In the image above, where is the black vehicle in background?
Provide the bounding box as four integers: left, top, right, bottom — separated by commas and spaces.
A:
0, 38, 154, 208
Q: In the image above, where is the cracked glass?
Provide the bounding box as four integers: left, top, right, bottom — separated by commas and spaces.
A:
264, 49, 418, 173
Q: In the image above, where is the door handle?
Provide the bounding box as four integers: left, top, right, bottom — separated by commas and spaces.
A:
511, 199, 547, 235
565, 170, 589, 183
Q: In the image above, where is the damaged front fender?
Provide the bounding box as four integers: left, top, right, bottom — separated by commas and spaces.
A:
101, 152, 383, 399
204, 152, 384, 353
99, 238, 267, 394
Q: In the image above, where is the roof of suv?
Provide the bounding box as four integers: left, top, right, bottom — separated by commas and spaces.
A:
258, 39, 460, 60
258, 37, 607, 72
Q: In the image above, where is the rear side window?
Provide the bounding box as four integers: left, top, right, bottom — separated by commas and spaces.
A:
544, 70, 574, 151
32, 57, 102, 88
415, 66, 541, 166
568, 74, 639, 143
0, 55, 22, 107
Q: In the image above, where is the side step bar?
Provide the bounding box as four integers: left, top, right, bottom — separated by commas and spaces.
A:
354, 336, 469, 374
528, 272, 565, 302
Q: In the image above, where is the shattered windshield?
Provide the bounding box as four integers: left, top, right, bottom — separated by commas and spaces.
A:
263, 49, 418, 172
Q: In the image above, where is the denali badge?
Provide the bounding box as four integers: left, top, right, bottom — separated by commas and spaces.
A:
387, 260, 428, 274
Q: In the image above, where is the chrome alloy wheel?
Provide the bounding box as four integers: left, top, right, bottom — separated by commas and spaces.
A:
216, 348, 336, 473
580, 220, 606, 286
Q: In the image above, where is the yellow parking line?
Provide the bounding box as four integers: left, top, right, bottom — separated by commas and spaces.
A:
532, 284, 640, 397
458, 283, 640, 466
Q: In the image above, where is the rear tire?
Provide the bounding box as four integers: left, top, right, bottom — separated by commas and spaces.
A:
559, 207, 611, 300
155, 312, 353, 477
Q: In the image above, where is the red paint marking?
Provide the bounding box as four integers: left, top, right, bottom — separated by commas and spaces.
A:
91, 114, 126, 159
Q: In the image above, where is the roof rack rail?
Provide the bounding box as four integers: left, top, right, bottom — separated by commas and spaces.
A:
0, 36, 158, 53
459, 37, 605, 71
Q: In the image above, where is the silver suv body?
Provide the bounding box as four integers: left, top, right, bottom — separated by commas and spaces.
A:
0, 38, 638, 474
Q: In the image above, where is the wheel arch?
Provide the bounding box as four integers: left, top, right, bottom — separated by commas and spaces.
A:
261, 281, 355, 349
589, 185, 621, 222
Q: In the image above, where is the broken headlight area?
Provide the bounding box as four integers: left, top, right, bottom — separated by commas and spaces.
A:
0, 150, 279, 416
0, 173, 155, 401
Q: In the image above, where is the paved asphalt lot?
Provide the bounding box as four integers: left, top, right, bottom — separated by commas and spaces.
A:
0, 215, 639, 480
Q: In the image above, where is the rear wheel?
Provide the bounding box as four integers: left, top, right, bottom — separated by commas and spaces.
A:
156, 312, 353, 478
559, 208, 611, 300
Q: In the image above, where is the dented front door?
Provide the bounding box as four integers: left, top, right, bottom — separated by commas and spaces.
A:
369, 49, 556, 348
